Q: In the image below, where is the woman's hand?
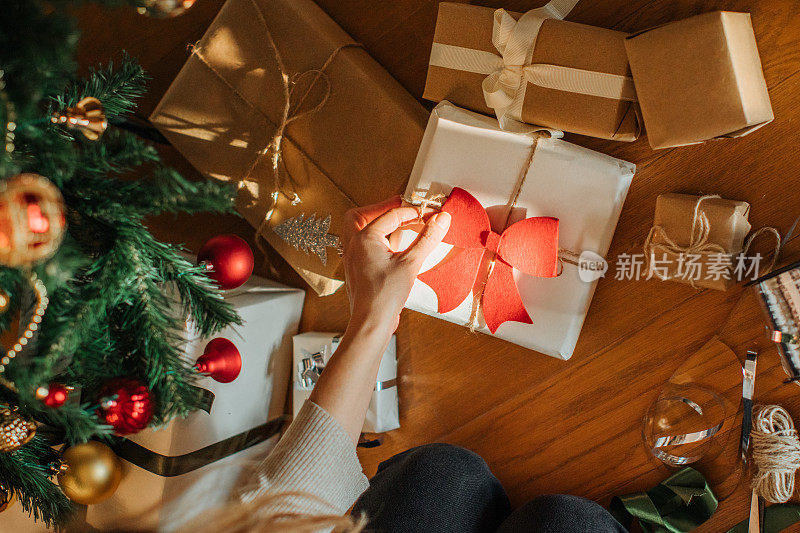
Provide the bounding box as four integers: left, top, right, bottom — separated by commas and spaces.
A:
308, 196, 451, 443
342, 196, 451, 333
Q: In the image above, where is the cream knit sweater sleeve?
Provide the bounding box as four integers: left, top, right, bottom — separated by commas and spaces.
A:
241, 400, 369, 516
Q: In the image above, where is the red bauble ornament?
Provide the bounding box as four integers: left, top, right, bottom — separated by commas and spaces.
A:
96, 378, 154, 435
197, 235, 254, 290
194, 338, 242, 383
0, 173, 66, 267
36, 383, 70, 408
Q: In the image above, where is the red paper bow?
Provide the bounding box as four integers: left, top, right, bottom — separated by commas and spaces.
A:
417, 188, 559, 333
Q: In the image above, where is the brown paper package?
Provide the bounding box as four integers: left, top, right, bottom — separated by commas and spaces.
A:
649, 193, 751, 291
625, 11, 773, 149
423, 2, 640, 141
150, 0, 428, 296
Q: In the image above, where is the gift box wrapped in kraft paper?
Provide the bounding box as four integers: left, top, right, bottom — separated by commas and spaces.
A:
625, 11, 773, 149
293, 332, 399, 433
86, 275, 304, 531
399, 102, 635, 359
423, 1, 640, 141
150, 0, 428, 296
643, 194, 753, 291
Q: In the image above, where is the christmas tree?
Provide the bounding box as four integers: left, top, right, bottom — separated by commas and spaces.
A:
0, 0, 241, 526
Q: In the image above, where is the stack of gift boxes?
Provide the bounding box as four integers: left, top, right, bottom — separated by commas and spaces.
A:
149, 0, 776, 360
86, 0, 778, 525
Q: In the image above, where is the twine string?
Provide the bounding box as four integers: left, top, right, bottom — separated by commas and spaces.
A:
741, 226, 782, 274
751, 404, 800, 503
402, 192, 447, 219
466, 133, 542, 331
189, 0, 362, 267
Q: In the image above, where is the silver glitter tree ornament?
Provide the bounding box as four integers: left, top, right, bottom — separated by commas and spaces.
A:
273, 213, 340, 265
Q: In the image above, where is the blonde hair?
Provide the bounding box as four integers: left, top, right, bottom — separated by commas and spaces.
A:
178, 491, 366, 533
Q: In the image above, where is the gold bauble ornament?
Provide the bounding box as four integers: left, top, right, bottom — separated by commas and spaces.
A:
0, 289, 8, 313
0, 407, 37, 453
0, 483, 14, 512
137, 0, 196, 17
50, 96, 107, 141
0, 174, 66, 267
57, 442, 123, 505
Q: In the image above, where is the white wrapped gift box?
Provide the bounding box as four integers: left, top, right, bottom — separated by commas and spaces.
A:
293, 332, 399, 433
87, 275, 304, 532
401, 102, 635, 359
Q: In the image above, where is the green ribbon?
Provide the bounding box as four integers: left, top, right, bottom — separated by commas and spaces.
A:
611, 468, 800, 533
728, 503, 800, 533
610, 468, 717, 533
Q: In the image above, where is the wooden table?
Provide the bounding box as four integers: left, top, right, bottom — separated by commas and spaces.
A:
75, 1, 800, 530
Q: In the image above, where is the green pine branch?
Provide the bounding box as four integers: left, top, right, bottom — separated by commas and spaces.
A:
109, 223, 207, 421
50, 53, 147, 120
0, 435, 72, 528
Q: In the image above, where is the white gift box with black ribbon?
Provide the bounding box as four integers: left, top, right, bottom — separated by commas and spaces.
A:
293, 332, 399, 433
87, 275, 304, 532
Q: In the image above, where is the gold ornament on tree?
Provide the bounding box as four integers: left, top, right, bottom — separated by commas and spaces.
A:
137, 0, 197, 17
0, 173, 66, 267
50, 96, 107, 141
0, 289, 8, 314
57, 441, 123, 505
0, 407, 36, 452
0, 483, 14, 512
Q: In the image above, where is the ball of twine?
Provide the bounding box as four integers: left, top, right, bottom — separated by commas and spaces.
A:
751, 405, 800, 503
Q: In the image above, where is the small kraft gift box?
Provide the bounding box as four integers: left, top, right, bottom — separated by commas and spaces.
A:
293, 332, 399, 433
644, 194, 752, 291
625, 11, 773, 149
400, 102, 635, 360
424, 1, 640, 141
150, 0, 428, 297
86, 275, 304, 531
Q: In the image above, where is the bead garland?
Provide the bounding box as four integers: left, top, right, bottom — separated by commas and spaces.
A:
0, 69, 16, 154
0, 274, 48, 374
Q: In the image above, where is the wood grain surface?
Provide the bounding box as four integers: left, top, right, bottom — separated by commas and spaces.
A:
73, 1, 800, 531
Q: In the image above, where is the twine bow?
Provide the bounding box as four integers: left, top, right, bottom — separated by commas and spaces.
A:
428, 0, 636, 130
643, 195, 781, 286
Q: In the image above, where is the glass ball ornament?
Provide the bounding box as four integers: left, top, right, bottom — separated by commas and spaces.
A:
57, 442, 123, 505
137, 0, 197, 17
36, 383, 71, 408
95, 377, 155, 435
197, 234, 254, 290
0, 174, 66, 267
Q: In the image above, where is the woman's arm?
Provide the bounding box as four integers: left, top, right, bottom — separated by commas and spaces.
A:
310, 197, 451, 443
240, 197, 450, 516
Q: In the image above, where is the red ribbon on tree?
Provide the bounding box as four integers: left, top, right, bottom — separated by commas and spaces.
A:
417, 188, 559, 333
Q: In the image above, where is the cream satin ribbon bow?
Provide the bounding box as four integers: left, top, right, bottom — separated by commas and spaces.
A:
428, 0, 637, 129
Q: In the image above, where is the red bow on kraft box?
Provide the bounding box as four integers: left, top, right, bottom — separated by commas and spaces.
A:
417, 188, 559, 333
